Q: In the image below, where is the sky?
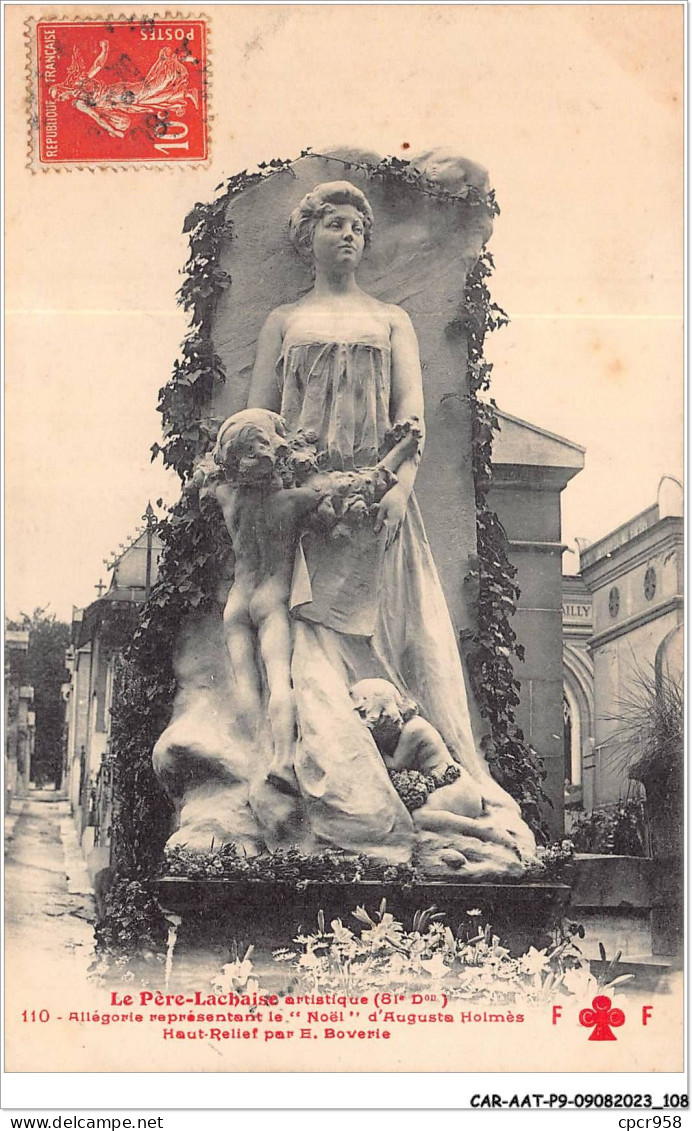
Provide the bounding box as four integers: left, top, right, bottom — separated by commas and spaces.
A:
5, 3, 683, 623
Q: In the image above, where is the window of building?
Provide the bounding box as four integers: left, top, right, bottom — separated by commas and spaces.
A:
608, 586, 620, 617
644, 566, 656, 601
563, 692, 583, 808
563, 695, 573, 782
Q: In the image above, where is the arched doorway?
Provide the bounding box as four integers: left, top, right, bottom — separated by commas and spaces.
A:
563, 644, 595, 811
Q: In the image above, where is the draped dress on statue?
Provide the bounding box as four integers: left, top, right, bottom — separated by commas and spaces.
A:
246, 309, 537, 876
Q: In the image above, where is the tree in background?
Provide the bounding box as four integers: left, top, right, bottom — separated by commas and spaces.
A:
6, 609, 70, 787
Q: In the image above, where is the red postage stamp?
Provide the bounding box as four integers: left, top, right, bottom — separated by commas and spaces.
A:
34, 17, 208, 166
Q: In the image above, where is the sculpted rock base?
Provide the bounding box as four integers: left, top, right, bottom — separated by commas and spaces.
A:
154, 610, 538, 878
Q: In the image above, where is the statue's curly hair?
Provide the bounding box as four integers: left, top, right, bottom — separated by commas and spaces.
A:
289, 181, 374, 264
349, 678, 419, 726
212, 408, 288, 483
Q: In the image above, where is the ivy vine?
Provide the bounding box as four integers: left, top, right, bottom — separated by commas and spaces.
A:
462, 251, 551, 838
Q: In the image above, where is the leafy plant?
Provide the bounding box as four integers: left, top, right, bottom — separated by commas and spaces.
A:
535, 838, 576, 881
158, 844, 418, 887
569, 802, 649, 857
590, 942, 637, 995
97, 604, 142, 656
568, 664, 681, 861
461, 253, 551, 838
603, 662, 683, 788
211, 943, 261, 999
107, 657, 174, 879
91, 879, 167, 981
5, 608, 70, 786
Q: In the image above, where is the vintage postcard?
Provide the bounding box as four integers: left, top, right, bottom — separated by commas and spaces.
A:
3, 0, 685, 1108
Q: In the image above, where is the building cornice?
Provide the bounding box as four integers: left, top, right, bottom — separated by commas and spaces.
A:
580, 504, 659, 565
508, 540, 568, 554
562, 576, 591, 593
589, 595, 683, 650
490, 468, 581, 492
581, 517, 683, 583
495, 409, 586, 454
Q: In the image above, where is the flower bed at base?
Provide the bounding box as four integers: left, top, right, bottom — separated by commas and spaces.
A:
262, 903, 631, 1005
93, 896, 632, 1009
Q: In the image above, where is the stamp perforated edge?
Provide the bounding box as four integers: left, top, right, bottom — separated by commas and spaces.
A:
25, 11, 212, 172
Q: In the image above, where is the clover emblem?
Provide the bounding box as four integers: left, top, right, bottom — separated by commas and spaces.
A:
579, 995, 626, 1041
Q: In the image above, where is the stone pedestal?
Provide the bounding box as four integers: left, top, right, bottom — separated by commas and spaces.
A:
569, 853, 681, 978
151, 877, 570, 992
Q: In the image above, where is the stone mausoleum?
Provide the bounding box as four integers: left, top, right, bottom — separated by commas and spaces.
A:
562, 476, 683, 814
63, 524, 162, 882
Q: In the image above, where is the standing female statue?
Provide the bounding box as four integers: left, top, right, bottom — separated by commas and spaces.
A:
238, 181, 538, 877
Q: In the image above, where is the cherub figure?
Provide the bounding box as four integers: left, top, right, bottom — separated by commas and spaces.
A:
350, 678, 523, 859
206, 408, 327, 788
204, 411, 421, 789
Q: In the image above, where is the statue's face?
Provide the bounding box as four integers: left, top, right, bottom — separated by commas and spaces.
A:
311, 204, 366, 271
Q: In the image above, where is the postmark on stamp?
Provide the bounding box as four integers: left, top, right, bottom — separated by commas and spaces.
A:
32, 16, 208, 167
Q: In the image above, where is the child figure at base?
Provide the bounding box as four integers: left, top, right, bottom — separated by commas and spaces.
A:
207, 411, 421, 791
349, 678, 523, 859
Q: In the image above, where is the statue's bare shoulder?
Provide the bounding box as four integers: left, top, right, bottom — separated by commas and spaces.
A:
383, 302, 415, 333
261, 300, 301, 336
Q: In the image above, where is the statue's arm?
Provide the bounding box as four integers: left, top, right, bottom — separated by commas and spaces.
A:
246, 308, 285, 412
274, 484, 328, 521
378, 426, 421, 474
386, 718, 443, 771
389, 307, 426, 498
383, 736, 417, 772
375, 308, 425, 546
214, 481, 241, 544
